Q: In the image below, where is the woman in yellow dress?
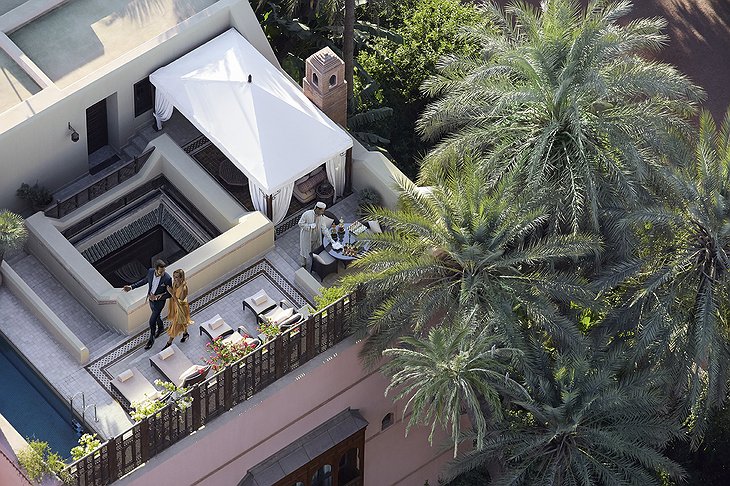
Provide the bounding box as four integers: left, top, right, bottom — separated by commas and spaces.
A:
163, 269, 192, 349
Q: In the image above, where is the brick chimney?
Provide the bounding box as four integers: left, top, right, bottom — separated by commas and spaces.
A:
303, 47, 347, 127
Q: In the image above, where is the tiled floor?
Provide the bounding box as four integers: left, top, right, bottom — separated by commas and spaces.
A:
0, 193, 362, 446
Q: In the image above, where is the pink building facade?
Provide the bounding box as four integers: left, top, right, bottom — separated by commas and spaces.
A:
116, 336, 454, 486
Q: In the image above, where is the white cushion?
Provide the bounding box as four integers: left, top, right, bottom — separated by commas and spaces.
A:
252, 291, 268, 306
159, 347, 174, 360
295, 175, 309, 185
118, 369, 134, 382
316, 251, 336, 264
321, 215, 334, 229
210, 318, 224, 330
368, 220, 382, 233
179, 365, 200, 383
275, 307, 294, 323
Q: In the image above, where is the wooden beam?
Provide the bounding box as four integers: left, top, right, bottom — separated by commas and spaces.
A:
265, 194, 273, 220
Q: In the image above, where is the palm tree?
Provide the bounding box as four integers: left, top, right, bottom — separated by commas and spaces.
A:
597, 109, 730, 445
345, 154, 602, 365
417, 0, 703, 236
0, 209, 27, 264
382, 317, 524, 457
450, 342, 686, 486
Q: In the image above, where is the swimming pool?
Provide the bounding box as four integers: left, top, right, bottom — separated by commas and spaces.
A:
0, 332, 82, 458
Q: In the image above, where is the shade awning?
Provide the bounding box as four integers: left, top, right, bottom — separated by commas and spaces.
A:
150, 28, 352, 195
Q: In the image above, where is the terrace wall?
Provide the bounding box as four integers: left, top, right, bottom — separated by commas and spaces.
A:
24, 136, 274, 335
0, 0, 276, 212
114, 336, 454, 486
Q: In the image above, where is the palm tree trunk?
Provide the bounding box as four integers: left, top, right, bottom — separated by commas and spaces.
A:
343, 0, 355, 115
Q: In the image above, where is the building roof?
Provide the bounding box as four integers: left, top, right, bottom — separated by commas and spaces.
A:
237, 408, 368, 486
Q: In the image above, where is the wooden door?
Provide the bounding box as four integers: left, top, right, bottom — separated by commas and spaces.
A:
85, 98, 108, 154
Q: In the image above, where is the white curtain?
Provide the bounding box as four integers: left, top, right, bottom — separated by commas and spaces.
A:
153, 91, 174, 130
248, 179, 267, 215
271, 182, 294, 224
247, 180, 294, 224
325, 152, 346, 202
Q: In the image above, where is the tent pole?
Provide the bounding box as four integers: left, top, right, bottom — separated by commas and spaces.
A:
266, 194, 273, 220
345, 148, 353, 194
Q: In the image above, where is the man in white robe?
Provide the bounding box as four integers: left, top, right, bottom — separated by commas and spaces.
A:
298, 201, 327, 267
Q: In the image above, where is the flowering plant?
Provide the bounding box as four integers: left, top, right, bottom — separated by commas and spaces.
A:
258, 321, 280, 341
205, 336, 258, 372
130, 380, 191, 422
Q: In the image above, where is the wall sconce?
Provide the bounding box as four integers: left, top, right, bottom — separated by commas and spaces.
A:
68, 122, 80, 143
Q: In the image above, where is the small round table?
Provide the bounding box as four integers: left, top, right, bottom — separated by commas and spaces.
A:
325, 224, 369, 262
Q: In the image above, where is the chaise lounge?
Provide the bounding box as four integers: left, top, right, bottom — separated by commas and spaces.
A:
110, 367, 164, 408
243, 290, 278, 317
149, 344, 211, 388
199, 313, 235, 341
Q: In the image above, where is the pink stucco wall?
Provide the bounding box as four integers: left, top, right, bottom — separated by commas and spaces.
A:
117, 336, 455, 486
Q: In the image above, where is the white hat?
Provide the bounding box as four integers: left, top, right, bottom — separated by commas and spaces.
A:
315, 202, 327, 209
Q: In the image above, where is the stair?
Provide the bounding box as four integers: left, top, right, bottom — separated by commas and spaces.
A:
87, 331, 123, 360
9, 254, 118, 340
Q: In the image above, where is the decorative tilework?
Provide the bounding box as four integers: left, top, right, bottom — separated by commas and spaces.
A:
84, 259, 310, 396
182, 135, 211, 155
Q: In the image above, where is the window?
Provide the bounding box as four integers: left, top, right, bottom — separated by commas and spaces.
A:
312, 72, 319, 87
311, 464, 332, 486
381, 413, 393, 430
338, 448, 360, 484
133, 77, 154, 117
328, 74, 337, 87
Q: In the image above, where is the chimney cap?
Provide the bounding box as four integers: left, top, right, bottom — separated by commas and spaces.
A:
307, 47, 343, 71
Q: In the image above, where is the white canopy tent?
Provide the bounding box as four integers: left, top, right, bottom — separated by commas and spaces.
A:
150, 29, 352, 223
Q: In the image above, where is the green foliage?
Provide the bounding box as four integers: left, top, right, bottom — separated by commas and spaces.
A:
258, 321, 281, 341
17, 440, 70, 483
0, 209, 27, 258
449, 342, 686, 485
70, 434, 101, 462
130, 381, 191, 422
354, 0, 481, 177
205, 336, 259, 371
417, 0, 703, 236
382, 323, 522, 457
346, 154, 602, 365
357, 0, 481, 104
16, 181, 52, 209
314, 285, 348, 310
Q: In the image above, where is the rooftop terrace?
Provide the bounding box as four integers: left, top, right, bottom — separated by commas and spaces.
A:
0, 193, 356, 440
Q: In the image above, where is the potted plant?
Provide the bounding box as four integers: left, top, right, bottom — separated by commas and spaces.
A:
357, 187, 382, 217
0, 210, 27, 285
258, 320, 281, 342
16, 181, 53, 211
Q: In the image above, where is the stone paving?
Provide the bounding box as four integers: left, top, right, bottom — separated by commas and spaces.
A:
0, 197, 360, 448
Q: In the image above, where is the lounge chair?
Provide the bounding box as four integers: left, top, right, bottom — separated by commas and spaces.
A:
260, 304, 303, 330
149, 344, 211, 388
110, 367, 163, 407
199, 313, 235, 341
243, 290, 277, 317
222, 327, 262, 348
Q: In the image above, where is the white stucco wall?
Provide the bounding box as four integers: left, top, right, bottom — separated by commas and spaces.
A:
0, 0, 277, 212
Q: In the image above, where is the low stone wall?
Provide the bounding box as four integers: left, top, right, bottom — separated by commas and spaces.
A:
350, 140, 404, 210
0, 261, 88, 364
25, 135, 274, 335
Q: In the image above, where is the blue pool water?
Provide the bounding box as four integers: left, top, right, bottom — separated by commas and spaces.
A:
0, 332, 81, 458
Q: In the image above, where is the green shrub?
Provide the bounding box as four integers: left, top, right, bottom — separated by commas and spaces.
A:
70, 433, 102, 462
16, 182, 52, 209
17, 440, 69, 483
358, 187, 382, 216
314, 285, 348, 310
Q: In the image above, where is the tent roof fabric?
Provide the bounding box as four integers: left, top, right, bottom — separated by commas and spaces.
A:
150, 29, 352, 194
